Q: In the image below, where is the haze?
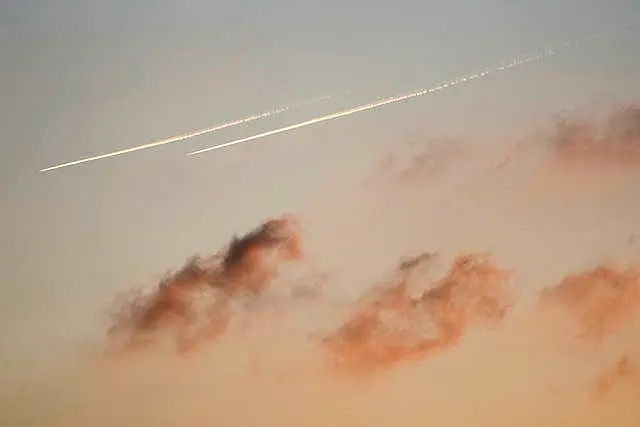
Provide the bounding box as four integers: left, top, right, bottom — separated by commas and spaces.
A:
1, 1, 640, 426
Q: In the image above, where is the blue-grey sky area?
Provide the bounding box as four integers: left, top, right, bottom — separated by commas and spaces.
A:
1, 1, 639, 364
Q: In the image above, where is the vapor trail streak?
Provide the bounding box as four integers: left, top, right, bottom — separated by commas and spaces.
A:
188, 44, 571, 157
39, 92, 343, 172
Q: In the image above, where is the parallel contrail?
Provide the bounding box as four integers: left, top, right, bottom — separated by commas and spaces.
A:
187, 43, 574, 157
39, 91, 345, 172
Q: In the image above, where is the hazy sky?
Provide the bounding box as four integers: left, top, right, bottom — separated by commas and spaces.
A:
1, 1, 639, 363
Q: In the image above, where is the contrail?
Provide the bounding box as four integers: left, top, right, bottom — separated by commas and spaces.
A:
39, 91, 345, 172
187, 42, 576, 157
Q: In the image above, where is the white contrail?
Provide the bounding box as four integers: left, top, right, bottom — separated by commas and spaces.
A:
39, 91, 345, 172
188, 43, 572, 157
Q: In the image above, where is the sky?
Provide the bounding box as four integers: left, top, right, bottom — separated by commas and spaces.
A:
1, 0, 640, 370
